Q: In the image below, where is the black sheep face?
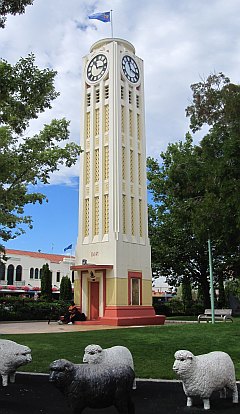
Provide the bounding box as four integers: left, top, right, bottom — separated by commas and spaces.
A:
49, 359, 73, 388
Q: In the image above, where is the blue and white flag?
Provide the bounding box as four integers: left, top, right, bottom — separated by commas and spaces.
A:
64, 244, 72, 252
88, 11, 110, 23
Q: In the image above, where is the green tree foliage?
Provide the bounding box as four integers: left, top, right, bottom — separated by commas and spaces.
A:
59, 276, 73, 301
0, 54, 81, 250
225, 279, 240, 302
40, 263, 52, 301
181, 276, 193, 313
148, 73, 240, 308
0, 0, 33, 28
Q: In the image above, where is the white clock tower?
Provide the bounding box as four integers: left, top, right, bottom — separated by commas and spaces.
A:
73, 38, 165, 326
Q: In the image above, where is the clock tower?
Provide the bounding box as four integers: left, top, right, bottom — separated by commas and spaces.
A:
73, 38, 165, 325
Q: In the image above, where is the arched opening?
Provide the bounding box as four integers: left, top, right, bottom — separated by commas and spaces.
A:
7, 264, 14, 285
30, 268, 34, 279
0, 262, 5, 281
16, 265, 22, 281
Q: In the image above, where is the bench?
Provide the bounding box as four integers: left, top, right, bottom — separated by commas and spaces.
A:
198, 309, 233, 323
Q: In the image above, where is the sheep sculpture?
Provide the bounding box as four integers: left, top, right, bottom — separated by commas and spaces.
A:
83, 344, 136, 389
49, 358, 135, 414
0, 339, 32, 386
173, 349, 238, 410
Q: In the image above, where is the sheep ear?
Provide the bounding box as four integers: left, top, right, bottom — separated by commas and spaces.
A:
65, 364, 73, 372
187, 355, 193, 360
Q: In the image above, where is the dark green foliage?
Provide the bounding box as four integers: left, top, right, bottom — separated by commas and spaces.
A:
217, 273, 226, 308
59, 276, 73, 301
181, 277, 193, 313
0, 297, 68, 321
40, 263, 52, 301
225, 279, 240, 302
0, 54, 81, 251
148, 73, 240, 309
0, 0, 34, 28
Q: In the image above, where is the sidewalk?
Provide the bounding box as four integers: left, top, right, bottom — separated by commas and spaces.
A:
0, 319, 197, 335
0, 320, 129, 334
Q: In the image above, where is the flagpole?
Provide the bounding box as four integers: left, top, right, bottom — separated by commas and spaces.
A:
110, 9, 113, 38
69, 245, 72, 278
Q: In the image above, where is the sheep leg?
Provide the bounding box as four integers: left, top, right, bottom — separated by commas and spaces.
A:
132, 378, 137, 389
203, 398, 210, 410
231, 384, 238, 403
186, 397, 192, 407
220, 387, 227, 399
2, 374, 8, 387
10, 372, 16, 384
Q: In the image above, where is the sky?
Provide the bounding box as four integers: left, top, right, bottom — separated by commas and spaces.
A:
2, 0, 240, 255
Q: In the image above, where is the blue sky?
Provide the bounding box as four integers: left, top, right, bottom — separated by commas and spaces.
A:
2, 0, 240, 254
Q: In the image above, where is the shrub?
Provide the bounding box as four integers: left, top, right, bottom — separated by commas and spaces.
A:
41, 263, 52, 301
0, 297, 69, 321
60, 276, 72, 301
153, 302, 172, 316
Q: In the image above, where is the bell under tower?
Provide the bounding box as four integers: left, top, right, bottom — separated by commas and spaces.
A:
73, 38, 165, 325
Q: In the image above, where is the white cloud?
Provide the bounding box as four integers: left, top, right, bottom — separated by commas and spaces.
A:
2, 0, 240, 178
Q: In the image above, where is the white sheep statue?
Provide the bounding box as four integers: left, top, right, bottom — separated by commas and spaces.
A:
49, 358, 135, 413
173, 349, 238, 410
83, 344, 136, 389
0, 339, 32, 386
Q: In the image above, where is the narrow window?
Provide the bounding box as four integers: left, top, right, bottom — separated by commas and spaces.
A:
7, 264, 14, 285
34, 268, 39, 279
131, 278, 140, 305
16, 265, 22, 282
87, 93, 91, 106
56, 272, 60, 283
105, 85, 109, 99
96, 89, 100, 103
0, 263, 5, 280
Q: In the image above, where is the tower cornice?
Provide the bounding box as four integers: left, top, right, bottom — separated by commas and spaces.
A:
90, 38, 135, 54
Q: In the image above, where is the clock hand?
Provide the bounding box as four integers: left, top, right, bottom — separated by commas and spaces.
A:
129, 62, 137, 76
96, 61, 104, 69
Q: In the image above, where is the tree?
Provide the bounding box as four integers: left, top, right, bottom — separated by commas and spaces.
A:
147, 135, 212, 308
59, 276, 72, 301
40, 263, 52, 301
148, 73, 240, 308
181, 276, 193, 313
0, 54, 81, 251
186, 73, 240, 274
0, 0, 34, 28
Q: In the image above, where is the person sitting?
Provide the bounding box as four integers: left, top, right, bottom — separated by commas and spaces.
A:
68, 306, 86, 324
58, 302, 86, 324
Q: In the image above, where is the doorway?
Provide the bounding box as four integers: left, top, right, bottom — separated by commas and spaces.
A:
90, 281, 99, 320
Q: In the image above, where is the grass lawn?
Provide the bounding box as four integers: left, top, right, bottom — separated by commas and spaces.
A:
1, 320, 240, 380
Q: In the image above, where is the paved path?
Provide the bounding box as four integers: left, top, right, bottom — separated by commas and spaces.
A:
0, 319, 197, 335
0, 320, 129, 334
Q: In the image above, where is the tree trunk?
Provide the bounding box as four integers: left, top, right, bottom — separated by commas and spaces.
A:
199, 272, 211, 309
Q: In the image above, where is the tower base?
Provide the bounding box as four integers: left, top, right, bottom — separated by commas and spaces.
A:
76, 306, 166, 326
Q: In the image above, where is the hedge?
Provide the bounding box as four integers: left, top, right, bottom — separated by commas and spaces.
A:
0, 297, 70, 321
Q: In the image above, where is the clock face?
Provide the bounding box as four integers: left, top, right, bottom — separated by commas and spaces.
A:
122, 55, 140, 84
86, 54, 108, 83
